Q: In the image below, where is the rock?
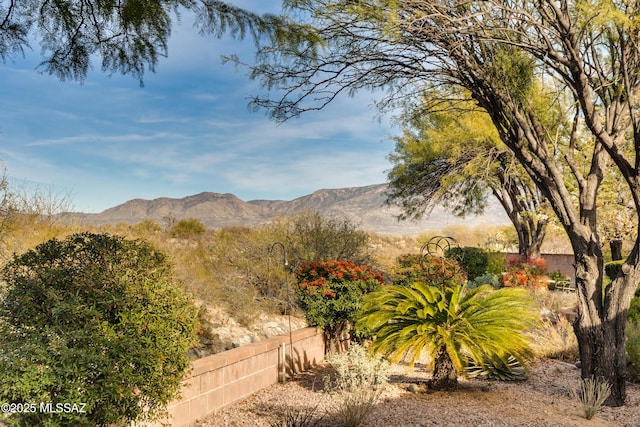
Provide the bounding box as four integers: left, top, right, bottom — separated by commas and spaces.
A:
407, 383, 421, 393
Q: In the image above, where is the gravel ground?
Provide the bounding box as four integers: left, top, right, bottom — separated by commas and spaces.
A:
195, 359, 640, 427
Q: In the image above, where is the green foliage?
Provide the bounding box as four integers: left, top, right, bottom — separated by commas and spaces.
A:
486, 251, 507, 275
170, 218, 207, 238
629, 297, 640, 324
391, 253, 466, 287
390, 253, 425, 287
295, 260, 384, 334
323, 344, 387, 427
626, 320, 640, 382
384, 96, 549, 257
572, 378, 612, 420
322, 344, 390, 393
470, 272, 501, 289
445, 246, 489, 280
166, 212, 373, 328
2, 0, 285, 84
605, 260, 625, 281
277, 211, 373, 265
357, 282, 540, 387
486, 46, 536, 106
0, 232, 199, 427
465, 355, 526, 381
132, 218, 164, 235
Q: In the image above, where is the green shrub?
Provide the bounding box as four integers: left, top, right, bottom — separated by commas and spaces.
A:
391, 253, 467, 287
295, 260, 384, 352
132, 218, 164, 235
323, 344, 390, 393
572, 378, 611, 420
445, 246, 489, 280
324, 344, 388, 427
170, 218, 207, 238
280, 211, 373, 265
629, 297, 640, 324
391, 253, 425, 287
605, 260, 625, 281
486, 251, 507, 275
626, 320, 640, 382
0, 232, 199, 427
470, 272, 501, 289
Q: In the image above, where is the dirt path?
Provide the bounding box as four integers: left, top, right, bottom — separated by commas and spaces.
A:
196, 359, 640, 427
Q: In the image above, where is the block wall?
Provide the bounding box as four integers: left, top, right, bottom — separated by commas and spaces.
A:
506, 252, 575, 282
151, 327, 325, 427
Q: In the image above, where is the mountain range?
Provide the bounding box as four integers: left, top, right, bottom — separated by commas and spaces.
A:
64, 184, 510, 235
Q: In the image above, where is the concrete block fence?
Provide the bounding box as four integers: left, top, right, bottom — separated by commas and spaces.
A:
506, 252, 575, 282
152, 327, 325, 427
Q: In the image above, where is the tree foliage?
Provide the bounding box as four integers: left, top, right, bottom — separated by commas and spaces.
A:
0, 232, 199, 426
0, 0, 309, 83
277, 211, 373, 266
386, 103, 550, 258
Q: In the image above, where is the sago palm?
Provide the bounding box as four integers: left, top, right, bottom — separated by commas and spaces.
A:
357, 282, 540, 390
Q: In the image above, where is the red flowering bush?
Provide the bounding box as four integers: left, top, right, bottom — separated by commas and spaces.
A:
503, 256, 548, 289
295, 260, 384, 350
392, 254, 467, 287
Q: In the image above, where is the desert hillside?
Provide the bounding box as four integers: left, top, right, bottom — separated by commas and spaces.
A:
63, 184, 510, 235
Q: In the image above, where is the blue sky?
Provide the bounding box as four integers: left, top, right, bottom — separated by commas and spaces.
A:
0, 1, 396, 213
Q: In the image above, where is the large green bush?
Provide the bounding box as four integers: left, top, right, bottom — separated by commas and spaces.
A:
276, 211, 373, 265
605, 260, 625, 281
170, 218, 207, 238
445, 246, 489, 280
0, 232, 199, 427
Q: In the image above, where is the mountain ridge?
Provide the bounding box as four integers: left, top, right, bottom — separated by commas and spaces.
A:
64, 184, 510, 235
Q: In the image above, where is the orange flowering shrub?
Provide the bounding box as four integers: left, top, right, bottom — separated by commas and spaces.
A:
295, 260, 384, 333
392, 254, 467, 287
503, 256, 548, 289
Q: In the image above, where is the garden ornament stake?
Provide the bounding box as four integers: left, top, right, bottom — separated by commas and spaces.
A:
269, 242, 296, 376
420, 236, 464, 285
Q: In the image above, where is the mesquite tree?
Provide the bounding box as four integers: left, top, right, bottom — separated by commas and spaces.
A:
386, 103, 550, 258
0, 0, 302, 84
239, 0, 640, 405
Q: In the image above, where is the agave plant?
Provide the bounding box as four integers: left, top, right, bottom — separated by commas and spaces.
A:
465, 354, 527, 381
357, 282, 540, 390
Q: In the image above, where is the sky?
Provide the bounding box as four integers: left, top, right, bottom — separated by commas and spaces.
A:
0, 1, 397, 214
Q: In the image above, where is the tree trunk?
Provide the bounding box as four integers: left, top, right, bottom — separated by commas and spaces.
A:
429, 345, 458, 391
574, 310, 628, 406
512, 212, 547, 260
610, 239, 623, 261
323, 321, 350, 355
571, 246, 638, 406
